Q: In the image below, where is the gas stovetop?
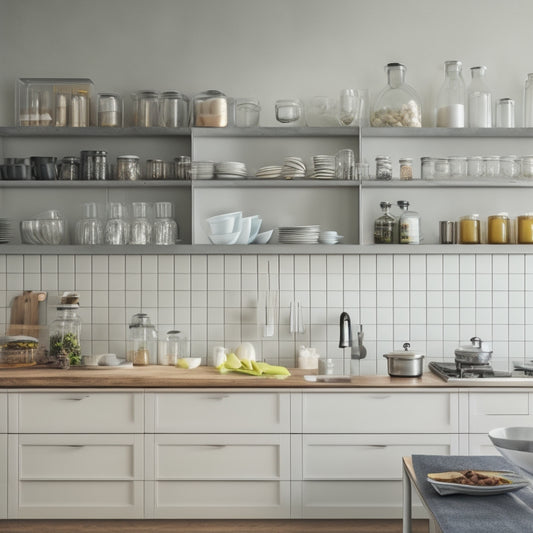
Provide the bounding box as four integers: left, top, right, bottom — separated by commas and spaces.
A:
429, 361, 533, 383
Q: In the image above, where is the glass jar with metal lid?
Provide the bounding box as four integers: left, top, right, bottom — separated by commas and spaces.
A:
193, 90, 228, 127
127, 313, 158, 365
421, 157, 435, 180
487, 213, 511, 244
374, 201, 397, 244
459, 214, 481, 244
158, 330, 188, 365
80, 150, 107, 180
132, 90, 159, 127
517, 213, 533, 244
483, 156, 500, 178
397, 200, 421, 244
399, 157, 413, 180
159, 91, 189, 127
375, 155, 392, 180
116, 155, 141, 181
49, 303, 82, 367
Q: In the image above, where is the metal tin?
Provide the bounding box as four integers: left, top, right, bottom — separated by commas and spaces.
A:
439, 220, 456, 244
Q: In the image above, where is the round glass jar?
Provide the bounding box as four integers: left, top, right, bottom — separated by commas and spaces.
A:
235, 98, 261, 127
517, 213, 533, 244
116, 155, 141, 181
193, 90, 228, 127
483, 156, 500, 178
521, 156, 533, 178
448, 156, 467, 178
375, 155, 392, 180
459, 214, 481, 244
399, 157, 413, 180
500, 156, 520, 179
434, 158, 450, 179
275, 99, 302, 124
159, 91, 189, 127
421, 157, 435, 180
487, 213, 511, 244
49, 304, 82, 367
132, 90, 159, 127
127, 313, 158, 365
467, 156, 484, 178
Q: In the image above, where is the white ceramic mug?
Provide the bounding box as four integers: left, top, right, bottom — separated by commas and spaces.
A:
212, 346, 227, 367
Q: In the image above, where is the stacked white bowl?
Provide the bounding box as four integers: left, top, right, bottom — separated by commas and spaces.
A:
206, 212, 267, 245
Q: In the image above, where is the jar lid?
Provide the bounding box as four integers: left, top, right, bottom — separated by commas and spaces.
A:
444, 60, 462, 69
62, 156, 79, 162
447, 155, 467, 160
492, 212, 510, 218
484, 155, 500, 160
161, 91, 189, 101
499, 97, 514, 103
399, 158, 413, 163
376, 155, 391, 160
520, 212, 533, 216
56, 304, 79, 310
167, 330, 182, 335
117, 155, 140, 160
467, 156, 482, 160
133, 90, 159, 96
461, 214, 480, 220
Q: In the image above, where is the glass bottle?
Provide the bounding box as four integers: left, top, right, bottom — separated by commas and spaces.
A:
525, 73, 533, 127
49, 304, 82, 367
397, 200, 421, 244
374, 201, 397, 244
127, 313, 158, 365
467, 66, 492, 128
436, 60, 465, 127
371, 63, 422, 127
154, 202, 178, 245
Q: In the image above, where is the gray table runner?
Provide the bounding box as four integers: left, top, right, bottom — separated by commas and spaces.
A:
412, 455, 533, 533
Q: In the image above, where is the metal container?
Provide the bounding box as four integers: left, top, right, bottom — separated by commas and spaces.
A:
454, 337, 492, 365
383, 342, 425, 377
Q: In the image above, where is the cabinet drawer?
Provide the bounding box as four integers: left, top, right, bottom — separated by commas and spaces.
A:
301, 434, 458, 480
148, 392, 290, 433
147, 434, 290, 480
469, 392, 533, 433
11, 391, 143, 433
14, 434, 143, 480
146, 480, 290, 519
0, 394, 6, 433
468, 434, 500, 456
302, 392, 458, 433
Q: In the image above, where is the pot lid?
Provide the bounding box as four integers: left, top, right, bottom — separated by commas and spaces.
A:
383, 342, 425, 359
455, 337, 493, 355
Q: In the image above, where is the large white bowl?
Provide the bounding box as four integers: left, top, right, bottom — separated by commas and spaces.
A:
489, 426, 533, 475
206, 211, 242, 235
247, 216, 262, 244
236, 215, 253, 244
208, 230, 240, 245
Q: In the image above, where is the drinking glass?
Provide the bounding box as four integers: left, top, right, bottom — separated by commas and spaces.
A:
75, 202, 104, 245
105, 202, 129, 245
339, 89, 357, 126
335, 149, 355, 179
154, 202, 178, 245
130, 202, 152, 245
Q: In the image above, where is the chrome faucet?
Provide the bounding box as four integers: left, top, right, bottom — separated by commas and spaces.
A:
339, 312, 366, 360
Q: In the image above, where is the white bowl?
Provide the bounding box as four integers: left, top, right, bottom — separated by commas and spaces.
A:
253, 229, 273, 244
236, 215, 253, 244
489, 426, 533, 475
208, 230, 240, 245
247, 216, 262, 244
177, 357, 201, 369
206, 211, 242, 235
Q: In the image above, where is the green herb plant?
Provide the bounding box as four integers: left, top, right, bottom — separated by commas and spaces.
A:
50, 332, 81, 366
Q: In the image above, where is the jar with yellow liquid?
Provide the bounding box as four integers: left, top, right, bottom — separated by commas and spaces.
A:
459, 214, 481, 244
517, 213, 533, 244
487, 213, 511, 244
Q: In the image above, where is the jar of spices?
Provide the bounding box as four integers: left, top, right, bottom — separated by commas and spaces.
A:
375, 155, 392, 180
517, 213, 533, 244
58, 156, 80, 180
399, 157, 413, 180
488, 213, 511, 244
80, 150, 107, 180
116, 155, 141, 181
421, 157, 435, 180
459, 214, 481, 244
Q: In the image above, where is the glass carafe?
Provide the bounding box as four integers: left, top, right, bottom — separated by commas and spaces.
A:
127, 313, 158, 365
49, 304, 82, 367
154, 202, 178, 245
75, 202, 104, 245
130, 202, 152, 245
105, 202, 129, 245
467, 66, 492, 127
374, 201, 397, 244
371, 63, 422, 127
436, 60, 465, 127
397, 200, 421, 244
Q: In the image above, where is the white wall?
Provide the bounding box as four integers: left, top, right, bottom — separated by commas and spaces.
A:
1, 0, 532, 126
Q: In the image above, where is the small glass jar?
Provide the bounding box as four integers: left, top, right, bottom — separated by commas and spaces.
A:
495, 98, 515, 128
355, 162, 370, 180
521, 156, 533, 178
483, 156, 500, 178
175, 155, 191, 180
375, 155, 392, 180
97, 93, 122, 127
517, 213, 533, 244
193, 90, 228, 127
374, 201, 397, 244
434, 158, 450, 179
467, 156, 484, 178
105, 202, 129, 245
275, 98, 302, 124
448, 156, 467, 178
459, 214, 481, 244
500, 156, 520, 179
80, 150, 107, 181
49, 304, 82, 367
159, 330, 188, 365
58, 156, 80, 180
235, 98, 261, 127
399, 157, 413, 180
116, 155, 141, 181
421, 157, 435, 180
487, 213, 511, 244
127, 313, 158, 365
159, 91, 189, 127
132, 90, 159, 127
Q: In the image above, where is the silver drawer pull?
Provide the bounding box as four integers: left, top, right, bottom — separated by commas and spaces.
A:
367, 445, 387, 449
369, 395, 391, 400
67, 445, 85, 448
207, 445, 227, 449
63, 395, 91, 401
207, 394, 230, 400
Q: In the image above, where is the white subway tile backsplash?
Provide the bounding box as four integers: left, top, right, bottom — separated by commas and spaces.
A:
141, 255, 157, 273
295, 255, 310, 274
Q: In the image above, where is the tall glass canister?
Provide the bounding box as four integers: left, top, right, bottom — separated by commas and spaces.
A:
49, 304, 82, 367
436, 60, 465, 127
467, 66, 492, 127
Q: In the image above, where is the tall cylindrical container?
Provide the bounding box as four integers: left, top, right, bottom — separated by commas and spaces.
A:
436, 60, 465, 127
467, 66, 492, 127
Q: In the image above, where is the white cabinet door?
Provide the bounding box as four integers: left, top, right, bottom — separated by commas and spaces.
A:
469, 392, 533, 433
11, 391, 144, 434
148, 391, 290, 433
302, 392, 459, 433
8, 434, 143, 518
0, 434, 6, 519
468, 434, 501, 456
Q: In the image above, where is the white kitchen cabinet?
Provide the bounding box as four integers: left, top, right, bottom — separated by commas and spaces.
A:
145, 433, 291, 518
9, 390, 144, 434
0, 434, 6, 520
7, 433, 143, 518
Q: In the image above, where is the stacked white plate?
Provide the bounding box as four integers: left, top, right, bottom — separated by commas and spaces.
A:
215, 161, 248, 179
310, 154, 336, 179
319, 231, 343, 244
280, 156, 306, 179
278, 225, 320, 244
0, 219, 13, 244
256, 165, 282, 179
191, 161, 215, 180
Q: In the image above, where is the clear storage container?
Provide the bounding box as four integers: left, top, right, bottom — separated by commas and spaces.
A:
49, 304, 82, 367
154, 201, 178, 245
467, 66, 492, 128
487, 213, 511, 244
436, 60, 465, 127
397, 200, 421, 244
459, 214, 481, 244
193, 90, 228, 127
132, 90, 159, 127
96, 93, 122, 127
127, 313, 158, 365
159, 91, 189, 127
374, 201, 397, 244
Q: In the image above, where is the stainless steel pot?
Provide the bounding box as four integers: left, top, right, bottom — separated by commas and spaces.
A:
383, 342, 425, 377
454, 337, 492, 365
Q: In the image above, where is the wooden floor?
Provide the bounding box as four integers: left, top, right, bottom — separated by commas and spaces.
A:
0, 519, 430, 532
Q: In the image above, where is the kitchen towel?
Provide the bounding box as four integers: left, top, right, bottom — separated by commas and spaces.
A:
412, 455, 533, 533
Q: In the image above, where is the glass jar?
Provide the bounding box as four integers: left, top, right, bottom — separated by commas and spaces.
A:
75, 202, 104, 245
524, 73, 533, 127
105, 202, 129, 245
436, 60, 465, 127
97, 93, 122, 127
397, 200, 421, 244
487, 213, 511, 244
275, 98, 303, 124
193, 90, 228, 127
175, 155, 191, 180
517, 213, 533, 244
80, 150, 107, 180
374, 201, 397, 244
58, 156, 80, 180
116, 155, 141, 181
421, 157, 435, 180
467, 156, 484, 178
130, 202, 152, 245
154, 201, 178, 245
132, 90, 159, 127
434, 158, 450, 179
49, 304, 82, 367
159, 91, 189, 127
448, 156, 467, 178
70, 90, 89, 127
158, 330, 188, 365
375, 155, 392, 180
235, 98, 261, 127
459, 214, 481, 244
371, 63, 422, 127
127, 313, 158, 365
467, 66, 492, 127
483, 156, 500, 178
500, 156, 520, 179
521, 156, 533, 178
399, 157, 413, 180
495, 98, 515, 128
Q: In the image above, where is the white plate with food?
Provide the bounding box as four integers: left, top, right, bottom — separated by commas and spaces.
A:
427, 469, 530, 496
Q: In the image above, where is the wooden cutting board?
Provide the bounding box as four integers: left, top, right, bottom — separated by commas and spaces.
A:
8, 290, 47, 338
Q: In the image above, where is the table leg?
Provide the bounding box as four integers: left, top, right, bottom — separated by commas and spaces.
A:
402, 460, 412, 533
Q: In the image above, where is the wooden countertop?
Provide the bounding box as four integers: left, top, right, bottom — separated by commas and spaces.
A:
0, 366, 530, 389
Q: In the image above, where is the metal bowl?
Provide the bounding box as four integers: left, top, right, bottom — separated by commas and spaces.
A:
489, 427, 533, 475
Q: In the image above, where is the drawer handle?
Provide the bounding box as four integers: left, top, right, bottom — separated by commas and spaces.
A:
63, 395, 91, 401
67, 445, 85, 449
369, 395, 391, 400
207, 394, 230, 400
367, 445, 388, 449
207, 445, 227, 449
